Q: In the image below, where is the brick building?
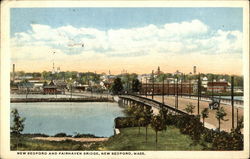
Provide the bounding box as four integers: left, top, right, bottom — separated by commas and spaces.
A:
207, 81, 229, 93
140, 82, 194, 95
43, 80, 57, 94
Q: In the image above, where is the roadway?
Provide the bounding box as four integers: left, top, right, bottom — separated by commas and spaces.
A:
143, 95, 243, 132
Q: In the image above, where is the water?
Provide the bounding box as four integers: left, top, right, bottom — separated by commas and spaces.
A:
10, 102, 125, 137
215, 96, 243, 101
11, 93, 109, 99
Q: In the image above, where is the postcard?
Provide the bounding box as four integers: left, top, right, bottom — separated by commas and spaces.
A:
0, 0, 249, 159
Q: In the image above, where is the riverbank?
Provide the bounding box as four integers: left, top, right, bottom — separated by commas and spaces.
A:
11, 97, 114, 103
11, 126, 209, 151
33, 137, 108, 142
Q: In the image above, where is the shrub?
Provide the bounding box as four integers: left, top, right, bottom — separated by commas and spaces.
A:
74, 133, 98, 138
115, 117, 138, 128
54, 133, 68, 137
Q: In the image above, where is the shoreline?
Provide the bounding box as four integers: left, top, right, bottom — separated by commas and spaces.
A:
11, 97, 114, 103
32, 137, 109, 142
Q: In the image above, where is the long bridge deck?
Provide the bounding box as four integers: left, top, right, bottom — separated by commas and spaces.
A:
119, 95, 188, 115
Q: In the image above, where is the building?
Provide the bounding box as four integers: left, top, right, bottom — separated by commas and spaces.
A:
207, 81, 229, 93
155, 66, 164, 75
173, 70, 182, 76
202, 77, 208, 88
43, 80, 57, 94
140, 82, 194, 95
54, 80, 67, 94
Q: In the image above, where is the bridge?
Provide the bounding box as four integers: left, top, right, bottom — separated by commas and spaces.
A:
119, 94, 188, 115
118, 94, 243, 132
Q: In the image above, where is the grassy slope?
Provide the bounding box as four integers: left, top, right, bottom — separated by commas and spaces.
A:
11, 136, 100, 151
11, 126, 208, 151
100, 126, 206, 151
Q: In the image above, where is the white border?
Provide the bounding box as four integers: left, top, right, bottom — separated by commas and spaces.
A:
1, 1, 249, 159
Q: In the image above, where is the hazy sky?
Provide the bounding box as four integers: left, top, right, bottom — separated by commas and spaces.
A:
10, 8, 243, 75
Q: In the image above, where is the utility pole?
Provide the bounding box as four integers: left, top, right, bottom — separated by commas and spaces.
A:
212, 74, 214, 99
167, 80, 169, 97
236, 108, 238, 127
152, 70, 154, 100
231, 76, 235, 130
197, 74, 200, 115
180, 75, 183, 97
189, 78, 191, 98
140, 77, 142, 95
146, 78, 148, 97
177, 77, 179, 109
162, 76, 165, 104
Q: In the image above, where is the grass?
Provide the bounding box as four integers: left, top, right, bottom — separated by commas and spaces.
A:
10, 135, 100, 151
11, 126, 209, 151
100, 126, 208, 150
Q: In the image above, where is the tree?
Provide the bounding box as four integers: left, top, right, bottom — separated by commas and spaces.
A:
151, 115, 166, 147
216, 107, 228, 131
132, 79, 141, 93
159, 106, 168, 126
133, 105, 144, 134
20, 79, 32, 99
201, 108, 209, 127
184, 103, 195, 115
111, 77, 123, 95
143, 106, 153, 142
11, 109, 25, 150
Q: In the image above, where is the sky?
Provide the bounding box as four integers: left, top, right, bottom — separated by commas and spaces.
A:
10, 8, 243, 75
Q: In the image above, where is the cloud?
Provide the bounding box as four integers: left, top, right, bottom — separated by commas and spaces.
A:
10, 19, 243, 74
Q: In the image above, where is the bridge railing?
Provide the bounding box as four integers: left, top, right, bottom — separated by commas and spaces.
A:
119, 94, 188, 115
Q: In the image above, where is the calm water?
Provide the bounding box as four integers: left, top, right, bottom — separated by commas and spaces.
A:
11, 102, 125, 137
215, 96, 243, 100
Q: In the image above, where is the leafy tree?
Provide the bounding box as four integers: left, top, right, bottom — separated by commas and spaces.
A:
11, 109, 26, 150
111, 77, 123, 95
125, 104, 136, 116
132, 79, 141, 93
42, 71, 51, 80
159, 106, 168, 126
184, 103, 195, 115
11, 109, 25, 134
235, 116, 243, 133
20, 79, 31, 99
133, 105, 144, 134
216, 107, 228, 131
143, 106, 153, 142
201, 108, 209, 127
234, 76, 243, 87
151, 115, 166, 147
155, 74, 167, 82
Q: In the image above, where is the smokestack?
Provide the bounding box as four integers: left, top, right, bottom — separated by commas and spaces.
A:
193, 66, 197, 75
12, 64, 15, 82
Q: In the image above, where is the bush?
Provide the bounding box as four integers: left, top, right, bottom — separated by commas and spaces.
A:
74, 133, 99, 138
201, 129, 218, 143
54, 133, 70, 137
211, 131, 243, 150
115, 117, 138, 128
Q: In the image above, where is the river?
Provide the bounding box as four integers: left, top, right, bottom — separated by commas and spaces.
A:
10, 102, 125, 137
